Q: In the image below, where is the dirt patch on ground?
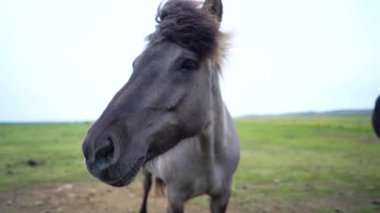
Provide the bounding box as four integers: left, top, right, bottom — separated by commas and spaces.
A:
0, 181, 242, 213
2, 181, 378, 213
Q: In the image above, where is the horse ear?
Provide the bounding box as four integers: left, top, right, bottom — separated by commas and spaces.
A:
203, 0, 223, 22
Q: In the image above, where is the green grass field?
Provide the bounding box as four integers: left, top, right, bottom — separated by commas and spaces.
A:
0, 115, 379, 212
234, 115, 380, 212
0, 123, 90, 190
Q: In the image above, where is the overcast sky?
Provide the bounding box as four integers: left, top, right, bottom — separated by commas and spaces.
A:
1, 0, 379, 122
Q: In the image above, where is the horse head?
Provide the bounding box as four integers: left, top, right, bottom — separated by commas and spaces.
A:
82, 0, 226, 186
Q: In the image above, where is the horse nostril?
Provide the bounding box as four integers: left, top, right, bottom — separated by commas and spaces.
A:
94, 138, 115, 169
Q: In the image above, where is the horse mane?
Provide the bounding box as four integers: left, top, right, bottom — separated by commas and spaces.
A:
147, 0, 228, 67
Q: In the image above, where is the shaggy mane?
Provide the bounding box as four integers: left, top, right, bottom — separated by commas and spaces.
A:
147, 0, 227, 65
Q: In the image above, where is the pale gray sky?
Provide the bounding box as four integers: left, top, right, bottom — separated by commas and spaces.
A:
1, 0, 379, 122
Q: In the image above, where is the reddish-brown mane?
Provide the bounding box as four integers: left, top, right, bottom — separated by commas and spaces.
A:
147, 0, 227, 64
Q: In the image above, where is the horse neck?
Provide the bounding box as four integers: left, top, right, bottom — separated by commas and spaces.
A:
197, 65, 227, 158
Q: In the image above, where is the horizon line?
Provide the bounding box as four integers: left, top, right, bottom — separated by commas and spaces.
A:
0, 108, 373, 124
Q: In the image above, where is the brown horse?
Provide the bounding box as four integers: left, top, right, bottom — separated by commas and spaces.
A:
373, 95, 380, 137
81, 0, 240, 212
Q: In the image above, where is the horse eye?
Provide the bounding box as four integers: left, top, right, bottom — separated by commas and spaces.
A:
180, 59, 199, 72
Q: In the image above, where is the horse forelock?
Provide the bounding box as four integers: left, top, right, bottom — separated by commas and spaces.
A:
147, 0, 228, 69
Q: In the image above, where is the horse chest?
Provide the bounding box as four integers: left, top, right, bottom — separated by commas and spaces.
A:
143, 138, 225, 196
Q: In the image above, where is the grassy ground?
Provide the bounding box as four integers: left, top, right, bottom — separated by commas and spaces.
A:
0, 115, 379, 212
233, 115, 380, 212
0, 123, 91, 190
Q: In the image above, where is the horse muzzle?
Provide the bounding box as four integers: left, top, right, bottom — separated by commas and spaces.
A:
82, 135, 144, 186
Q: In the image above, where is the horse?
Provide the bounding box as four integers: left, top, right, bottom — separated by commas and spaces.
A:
372, 95, 380, 137
81, 0, 240, 212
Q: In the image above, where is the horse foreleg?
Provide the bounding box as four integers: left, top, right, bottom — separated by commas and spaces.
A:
139, 171, 152, 213
166, 202, 184, 213
210, 189, 231, 213
166, 190, 185, 213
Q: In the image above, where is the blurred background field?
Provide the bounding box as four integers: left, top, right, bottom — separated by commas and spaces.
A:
0, 113, 379, 212
0, 123, 90, 190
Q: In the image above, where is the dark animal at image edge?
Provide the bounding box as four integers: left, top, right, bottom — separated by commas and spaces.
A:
373, 95, 380, 137
81, 0, 240, 213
